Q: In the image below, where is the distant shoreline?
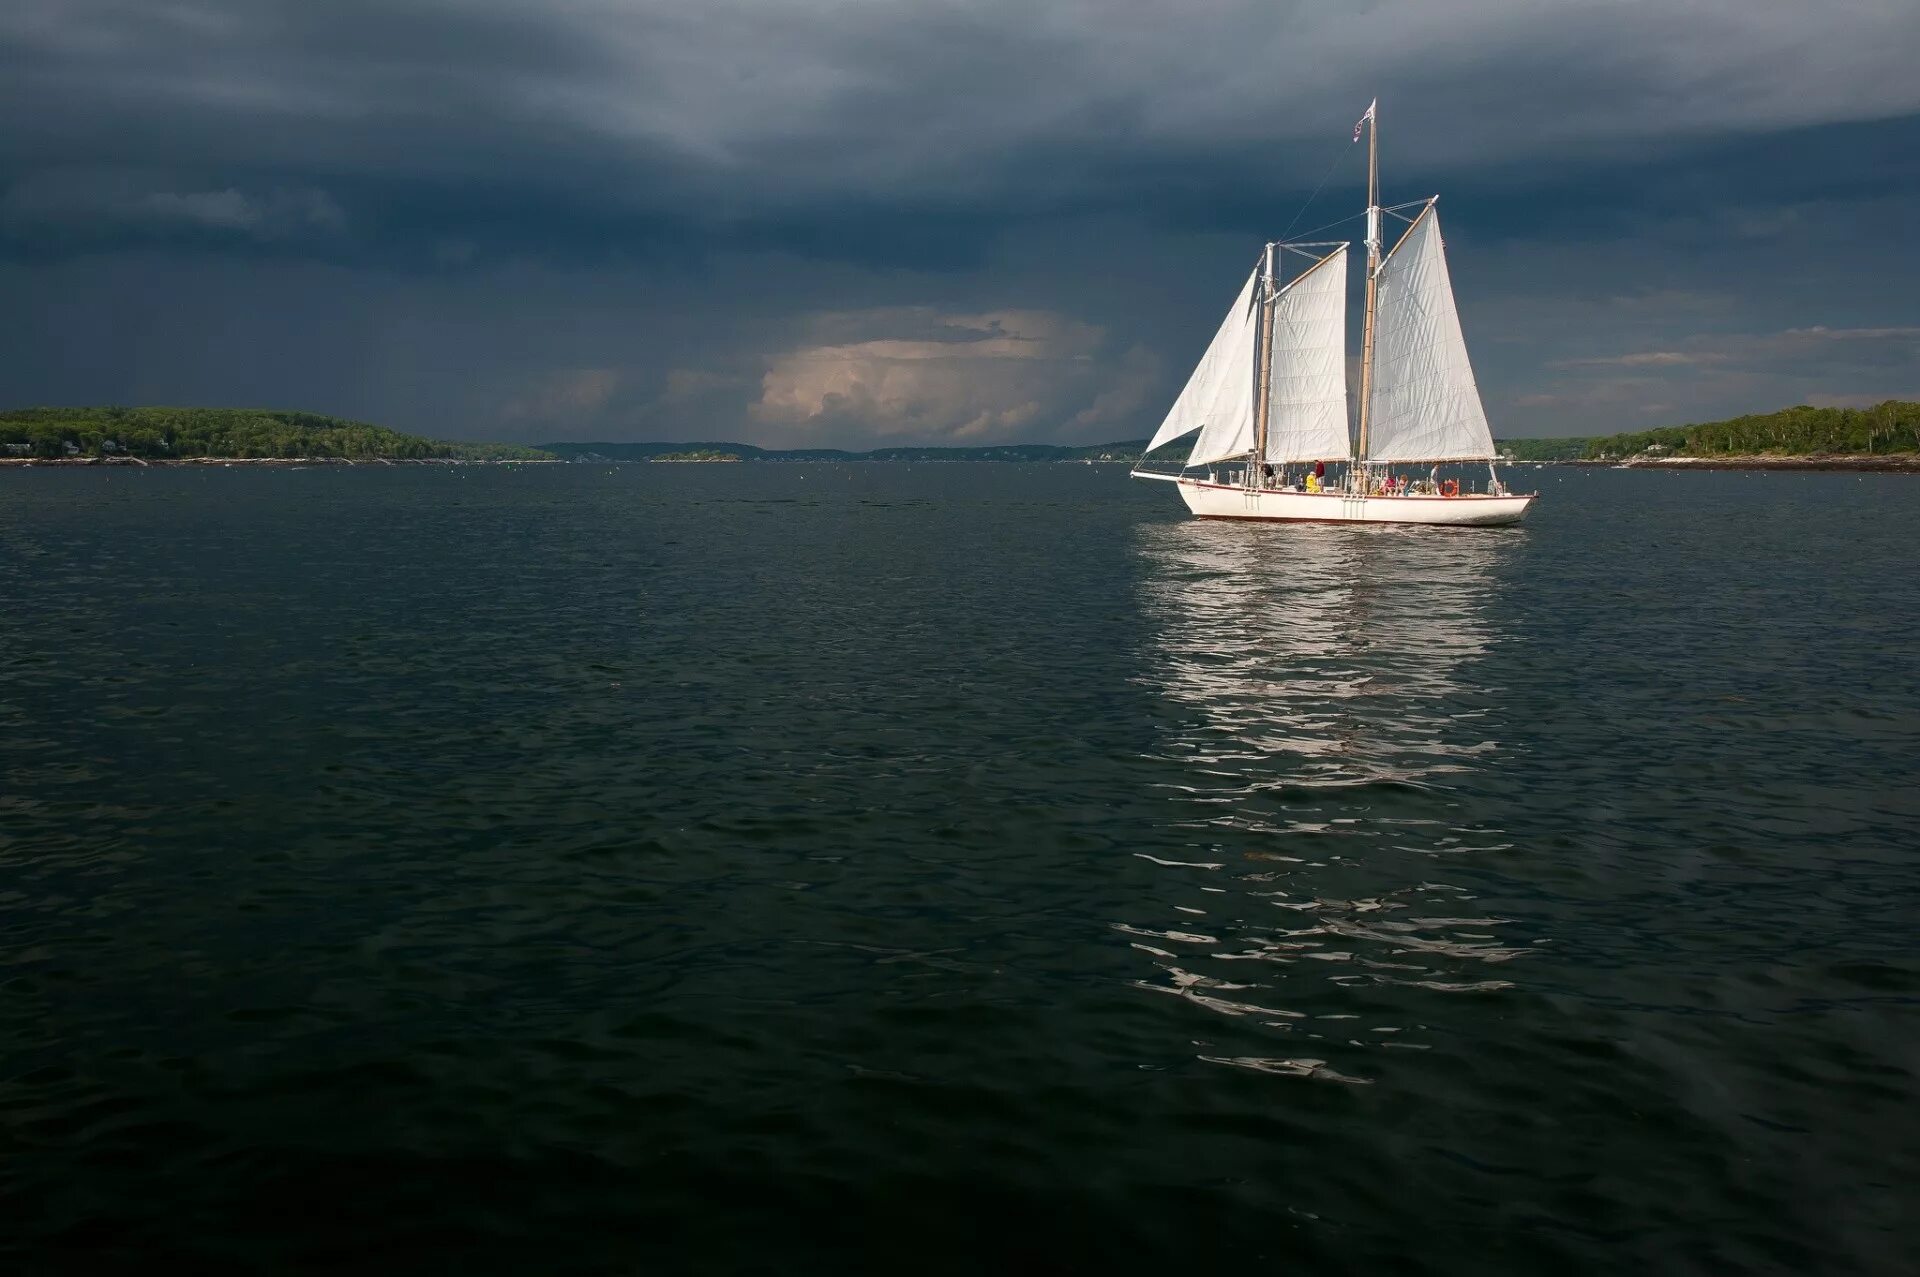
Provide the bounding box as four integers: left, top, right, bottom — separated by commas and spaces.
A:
1523, 454, 1920, 473
0, 456, 562, 467
8, 453, 1917, 473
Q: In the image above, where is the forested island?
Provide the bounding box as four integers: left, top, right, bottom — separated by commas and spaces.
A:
0, 407, 551, 462
650, 450, 742, 462
1500, 401, 1920, 465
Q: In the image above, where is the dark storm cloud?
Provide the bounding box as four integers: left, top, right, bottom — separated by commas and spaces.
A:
4, 2, 1919, 442
10, 1, 1920, 255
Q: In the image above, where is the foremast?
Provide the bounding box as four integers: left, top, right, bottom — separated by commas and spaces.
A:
1248, 243, 1277, 488
1355, 97, 1380, 473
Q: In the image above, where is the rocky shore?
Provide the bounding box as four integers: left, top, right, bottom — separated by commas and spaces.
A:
1614, 454, 1920, 472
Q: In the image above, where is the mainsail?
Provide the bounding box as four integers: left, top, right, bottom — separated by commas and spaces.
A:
1263, 246, 1351, 463
1142, 268, 1260, 462
1363, 207, 1495, 463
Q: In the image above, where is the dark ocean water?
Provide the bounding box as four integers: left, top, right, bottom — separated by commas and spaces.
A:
1, 463, 1915, 1275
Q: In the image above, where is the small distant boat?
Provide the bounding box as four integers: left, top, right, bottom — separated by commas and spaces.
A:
1132, 99, 1535, 527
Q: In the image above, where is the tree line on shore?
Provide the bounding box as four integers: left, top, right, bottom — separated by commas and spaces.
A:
1502, 401, 1920, 461
1579, 401, 1920, 459
0, 406, 551, 461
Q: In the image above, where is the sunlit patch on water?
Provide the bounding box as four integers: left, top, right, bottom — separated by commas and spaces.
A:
1200, 1055, 1374, 1085
1124, 519, 1532, 1080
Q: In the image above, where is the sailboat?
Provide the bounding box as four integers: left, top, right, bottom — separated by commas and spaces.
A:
1131, 101, 1536, 527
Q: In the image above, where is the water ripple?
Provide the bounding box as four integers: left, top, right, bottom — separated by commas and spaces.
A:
1123, 520, 1534, 1081
2, 466, 1917, 1275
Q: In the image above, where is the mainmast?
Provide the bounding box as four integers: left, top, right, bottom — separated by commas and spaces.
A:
1355, 98, 1380, 470
1250, 242, 1276, 487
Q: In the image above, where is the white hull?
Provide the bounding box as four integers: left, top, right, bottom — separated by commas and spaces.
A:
1168, 477, 1535, 526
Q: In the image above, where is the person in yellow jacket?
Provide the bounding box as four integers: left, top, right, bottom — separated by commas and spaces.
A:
1305, 470, 1321, 493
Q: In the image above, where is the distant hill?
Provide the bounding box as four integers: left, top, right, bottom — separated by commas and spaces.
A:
1580, 401, 1920, 460
542, 439, 1150, 463
1503, 402, 1920, 462
0, 406, 551, 461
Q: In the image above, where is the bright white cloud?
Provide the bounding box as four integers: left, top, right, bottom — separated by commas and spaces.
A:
751, 306, 1132, 444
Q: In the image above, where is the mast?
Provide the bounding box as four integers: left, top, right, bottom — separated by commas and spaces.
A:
1250, 242, 1276, 487
1355, 98, 1380, 471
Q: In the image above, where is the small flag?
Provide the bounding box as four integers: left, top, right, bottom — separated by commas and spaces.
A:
1353, 98, 1376, 142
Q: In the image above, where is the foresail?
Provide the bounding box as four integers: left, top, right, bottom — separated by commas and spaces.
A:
1364, 208, 1495, 463
1264, 247, 1351, 463
1186, 386, 1258, 467
1182, 270, 1262, 466
1140, 269, 1259, 461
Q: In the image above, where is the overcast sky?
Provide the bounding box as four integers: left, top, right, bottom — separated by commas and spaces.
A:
4, 1, 1918, 444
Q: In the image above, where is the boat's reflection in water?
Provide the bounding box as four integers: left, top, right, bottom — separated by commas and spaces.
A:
1125, 520, 1531, 1083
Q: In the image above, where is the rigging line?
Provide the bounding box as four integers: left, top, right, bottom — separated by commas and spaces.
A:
1278, 135, 1360, 240
1280, 207, 1367, 245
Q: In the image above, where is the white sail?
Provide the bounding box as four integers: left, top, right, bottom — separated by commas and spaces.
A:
1264, 247, 1351, 463
1141, 268, 1260, 461
1186, 382, 1257, 466
1182, 268, 1261, 465
1364, 207, 1495, 463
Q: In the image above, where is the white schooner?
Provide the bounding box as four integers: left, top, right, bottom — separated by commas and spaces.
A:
1131, 100, 1536, 526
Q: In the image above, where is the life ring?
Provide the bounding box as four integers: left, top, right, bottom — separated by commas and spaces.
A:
1439, 479, 1460, 498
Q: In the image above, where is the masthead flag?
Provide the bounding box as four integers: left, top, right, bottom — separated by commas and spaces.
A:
1353, 99, 1376, 142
